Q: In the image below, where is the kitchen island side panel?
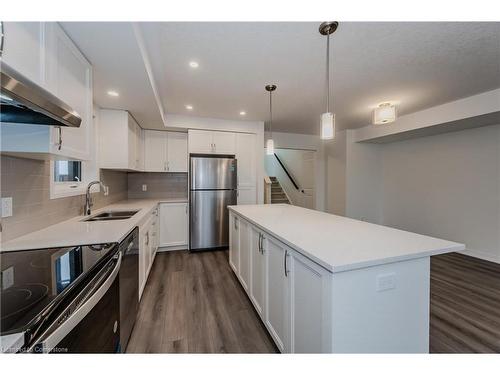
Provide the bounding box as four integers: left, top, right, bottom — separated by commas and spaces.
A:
331, 256, 430, 353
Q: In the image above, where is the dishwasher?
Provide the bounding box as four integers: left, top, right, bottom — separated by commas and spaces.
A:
118, 227, 139, 351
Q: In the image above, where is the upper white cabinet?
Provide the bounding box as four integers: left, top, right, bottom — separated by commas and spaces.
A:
144, 130, 187, 172
1, 22, 93, 161
159, 202, 188, 248
188, 129, 236, 155
45, 23, 93, 161
1, 22, 45, 86
99, 109, 144, 171
236, 133, 256, 188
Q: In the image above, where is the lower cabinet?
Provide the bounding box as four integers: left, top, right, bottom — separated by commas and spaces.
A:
229, 214, 239, 273
250, 226, 265, 317
139, 215, 154, 299
229, 211, 332, 353
159, 202, 188, 249
265, 235, 291, 352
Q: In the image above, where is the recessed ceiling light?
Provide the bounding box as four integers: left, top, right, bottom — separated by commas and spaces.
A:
185, 105, 193, 110
239, 111, 246, 116
107, 90, 119, 97
189, 61, 199, 68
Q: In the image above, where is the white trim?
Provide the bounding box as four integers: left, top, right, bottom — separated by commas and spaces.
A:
157, 245, 188, 252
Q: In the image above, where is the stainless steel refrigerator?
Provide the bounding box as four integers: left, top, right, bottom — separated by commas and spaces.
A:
189, 155, 237, 251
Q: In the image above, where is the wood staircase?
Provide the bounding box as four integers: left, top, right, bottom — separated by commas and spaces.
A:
270, 177, 290, 204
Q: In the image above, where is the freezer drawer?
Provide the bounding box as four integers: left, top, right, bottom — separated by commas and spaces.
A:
190, 156, 237, 190
190, 190, 237, 251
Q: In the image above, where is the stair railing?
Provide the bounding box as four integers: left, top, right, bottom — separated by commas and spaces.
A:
273, 153, 304, 193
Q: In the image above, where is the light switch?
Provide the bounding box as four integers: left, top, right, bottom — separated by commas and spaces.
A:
1, 197, 13, 218
142, 184, 148, 192
376, 272, 396, 292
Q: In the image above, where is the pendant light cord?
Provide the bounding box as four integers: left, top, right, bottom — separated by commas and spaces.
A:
269, 90, 273, 135
326, 32, 330, 114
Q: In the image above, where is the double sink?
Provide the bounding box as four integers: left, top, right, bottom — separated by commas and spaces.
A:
83, 210, 139, 222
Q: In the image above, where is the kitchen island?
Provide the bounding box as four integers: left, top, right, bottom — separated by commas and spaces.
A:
228, 204, 465, 353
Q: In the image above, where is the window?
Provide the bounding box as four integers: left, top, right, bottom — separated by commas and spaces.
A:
54, 161, 82, 182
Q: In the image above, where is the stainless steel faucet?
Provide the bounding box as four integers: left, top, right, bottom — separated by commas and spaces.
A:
84, 180, 107, 216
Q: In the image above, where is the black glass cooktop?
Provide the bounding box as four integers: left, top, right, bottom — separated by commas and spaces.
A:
0, 243, 116, 336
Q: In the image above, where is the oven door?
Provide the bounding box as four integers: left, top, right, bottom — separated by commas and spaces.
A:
30, 250, 122, 353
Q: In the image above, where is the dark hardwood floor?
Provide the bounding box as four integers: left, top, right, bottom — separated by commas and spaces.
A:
128, 250, 500, 353
126, 250, 278, 353
430, 252, 500, 353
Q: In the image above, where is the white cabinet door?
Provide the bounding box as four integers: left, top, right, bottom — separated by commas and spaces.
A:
265, 235, 291, 352
238, 219, 251, 292
159, 203, 188, 247
47, 23, 93, 161
188, 129, 213, 154
135, 123, 144, 171
144, 130, 168, 172
250, 226, 266, 317
2, 22, 45, 86
213, 131, 236, 154
229, 213, 240, 273
236, 133, 256, 188
290, 250, 332, 353
167, 132, 188, 172
237, 187, 256, 205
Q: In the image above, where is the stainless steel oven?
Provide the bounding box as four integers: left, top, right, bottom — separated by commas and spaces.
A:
1, 243, 122, 353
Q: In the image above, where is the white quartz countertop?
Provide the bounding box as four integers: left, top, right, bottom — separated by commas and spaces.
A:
1, 198, 187, 252
229, 204, 465, 273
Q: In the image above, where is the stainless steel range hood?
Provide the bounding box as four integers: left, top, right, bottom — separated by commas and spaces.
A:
0, 63, 81, 128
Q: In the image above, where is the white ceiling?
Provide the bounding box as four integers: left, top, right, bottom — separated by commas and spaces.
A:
63, 22, 500, 134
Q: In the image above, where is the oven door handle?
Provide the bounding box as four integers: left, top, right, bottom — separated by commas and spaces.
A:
36, 251, 122, 353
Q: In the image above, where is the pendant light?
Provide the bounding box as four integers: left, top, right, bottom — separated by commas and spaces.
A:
265, 84, 277, 155
319, 21, 339, 140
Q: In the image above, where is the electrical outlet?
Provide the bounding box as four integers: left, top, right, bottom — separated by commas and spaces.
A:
1, 197, 13, 218
142, 184, 147, 192
2, 266, 14, 290
376, 272, 396, 292
104, 186, 109, 196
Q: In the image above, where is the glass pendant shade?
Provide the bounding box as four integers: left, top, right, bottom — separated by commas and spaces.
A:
373, 103, 397, 125
266, 138, 275, 155
320, 112, 335, 140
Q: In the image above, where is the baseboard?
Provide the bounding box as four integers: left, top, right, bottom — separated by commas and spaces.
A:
461, 248, 500, 264
157, 245, 188, 252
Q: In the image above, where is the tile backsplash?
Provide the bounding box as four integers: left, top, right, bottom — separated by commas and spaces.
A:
128, 172, 188, 199
1, 156, 128, 243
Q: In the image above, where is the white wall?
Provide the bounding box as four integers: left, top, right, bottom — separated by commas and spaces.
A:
380, 124, 500, 263
338, 123, 500, 263
324, 130, 347, 216
264, 131, 326, 211
165, 114, 265, 204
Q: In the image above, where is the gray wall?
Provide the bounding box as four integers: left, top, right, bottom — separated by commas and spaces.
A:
1, 156, 128, 242
127, 172, 188, 199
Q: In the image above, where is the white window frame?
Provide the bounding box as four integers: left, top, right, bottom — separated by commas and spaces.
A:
49, 159, 99, 199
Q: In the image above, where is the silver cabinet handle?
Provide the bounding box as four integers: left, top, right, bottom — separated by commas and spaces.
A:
167, 161, 170, 171
0, 22, 4, 58
146, 232, 149, 246
284, 249, 289, 277
261, 235, 265, 254
234, 218, 238, 230
258, 233, 262, 253
55, 126, 62, 150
